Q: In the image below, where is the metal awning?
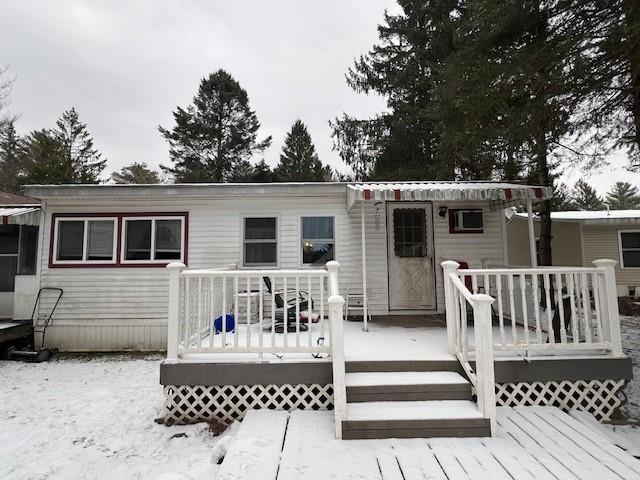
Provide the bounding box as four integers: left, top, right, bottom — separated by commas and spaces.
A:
346, 182, 552, 210
0, 207, 41, 225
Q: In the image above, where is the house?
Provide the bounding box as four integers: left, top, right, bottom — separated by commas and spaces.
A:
23, 181, 632, 439
0, 191, 42, 320
507, 208, 640, 297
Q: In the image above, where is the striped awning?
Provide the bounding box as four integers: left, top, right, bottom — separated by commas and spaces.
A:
0, 207, 41, 225
346, 182, 552, 210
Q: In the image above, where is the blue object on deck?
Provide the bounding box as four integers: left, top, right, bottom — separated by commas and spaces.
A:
213, 314, 235, 334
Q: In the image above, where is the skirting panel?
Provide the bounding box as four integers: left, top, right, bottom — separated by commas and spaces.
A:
42, 324, 167, 351
163, 379, 626, 425
163, 384, 334, 425
495, 379, 627, 421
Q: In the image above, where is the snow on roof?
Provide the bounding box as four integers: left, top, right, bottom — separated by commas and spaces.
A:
512, 209, 640, 225
347, 182, 551, 210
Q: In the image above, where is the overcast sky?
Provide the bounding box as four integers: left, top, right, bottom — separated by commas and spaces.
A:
1, 0, 638, 194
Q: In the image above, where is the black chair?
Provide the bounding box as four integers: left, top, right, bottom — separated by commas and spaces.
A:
262, 277, 314, 332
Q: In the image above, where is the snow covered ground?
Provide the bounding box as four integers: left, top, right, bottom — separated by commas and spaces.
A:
622, 315, 640, 421
0, 355, 232, 480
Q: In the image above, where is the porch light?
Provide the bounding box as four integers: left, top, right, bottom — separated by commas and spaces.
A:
438, 206, 448, 218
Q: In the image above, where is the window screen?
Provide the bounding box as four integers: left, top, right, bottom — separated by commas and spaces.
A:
621, 232, 640, 267
393, 209, 427, 257
155, 219, 182, 260
57, 221, 84, 261
301, 216, 335, 265
125, 220, 152, 260
87, 220, 114, 261
18, 226, 38, 275
244, 217, 277, 266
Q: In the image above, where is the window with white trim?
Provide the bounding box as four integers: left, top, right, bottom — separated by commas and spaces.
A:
620, 231, 640, 268
54, 218, 117, 263
301, 216, 335, 265
122, 217, 184, 262
243, 217, 277, 266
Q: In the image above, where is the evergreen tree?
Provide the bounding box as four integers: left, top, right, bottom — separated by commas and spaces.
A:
605, 181, 640, 209
111, 162, 160, 184
53, 107, 106, 183
250, 159, 274, 182
572, 180, 605, 211
21, 130, 71, 185
552, 183, 577, 212
159, 69, 271, 183
332, 1, 461, 180
274, 120, 330, 181
228, 159, 274, 183
0, 122, 24, 192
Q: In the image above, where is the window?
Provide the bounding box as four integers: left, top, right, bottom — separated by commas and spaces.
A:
122, 217, 184, 262
393, 209, 427, 257
0, 225, 19, 292
449, 209, 484, 234
18, 226, 39, 275
620, 231, 640, 268
54, 218, 116, 264
301, 216, 335, 265
243, 217, 277, 266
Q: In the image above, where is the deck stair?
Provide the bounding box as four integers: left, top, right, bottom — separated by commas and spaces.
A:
342, 360, 491, 439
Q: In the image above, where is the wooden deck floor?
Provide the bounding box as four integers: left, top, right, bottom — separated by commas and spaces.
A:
217, 406, 640, 480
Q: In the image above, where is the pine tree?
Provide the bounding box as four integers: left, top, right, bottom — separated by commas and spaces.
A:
21, 130, 71, 185
0, 122, 24, 192
274, 120, 330, 182
53, 107, 106, 183
552, 183, 577, 212
111, 162, 160, 184
572, 180, 605, 211
159, 69, 271, 183
605, 181, 640, 209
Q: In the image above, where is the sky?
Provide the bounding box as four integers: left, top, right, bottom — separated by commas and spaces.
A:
1, 0, 639, 195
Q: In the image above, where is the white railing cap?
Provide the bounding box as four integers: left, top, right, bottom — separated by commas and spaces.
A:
166, 262, 186, 271
441, 260, 460, 270
593, 259, 618, 268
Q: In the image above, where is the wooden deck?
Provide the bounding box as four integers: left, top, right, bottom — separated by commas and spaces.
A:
217, 406, 640, 480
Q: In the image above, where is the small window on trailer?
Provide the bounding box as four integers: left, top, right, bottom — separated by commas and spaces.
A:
301, 216, 335, 265
243, 216, 278, 267
619, 231, 640, 268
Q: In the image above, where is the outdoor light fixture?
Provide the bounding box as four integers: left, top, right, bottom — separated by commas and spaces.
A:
438, 206, 448, 218
374, 201, 383, 230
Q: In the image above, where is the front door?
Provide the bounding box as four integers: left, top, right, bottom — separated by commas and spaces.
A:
387, 202, 436, 310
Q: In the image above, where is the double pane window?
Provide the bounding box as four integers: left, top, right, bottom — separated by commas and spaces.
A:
620, 232, 640, 268
243, 217, 277, 266
123, 218, 183, 262
55, 219, 116, 263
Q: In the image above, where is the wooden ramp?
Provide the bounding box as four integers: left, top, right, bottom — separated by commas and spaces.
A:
217, 406, 640, 480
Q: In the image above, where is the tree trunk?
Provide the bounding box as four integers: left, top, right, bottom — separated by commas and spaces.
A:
536, 138, 553, 267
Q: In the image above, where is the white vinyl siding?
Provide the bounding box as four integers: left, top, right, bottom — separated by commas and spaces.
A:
37, 194, 505, 350
582, 225, 640, 290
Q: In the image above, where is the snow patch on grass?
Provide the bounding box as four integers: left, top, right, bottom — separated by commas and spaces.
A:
0, 356, 229, 480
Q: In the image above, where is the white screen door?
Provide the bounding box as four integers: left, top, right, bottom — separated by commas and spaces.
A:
387, 202, 436, 310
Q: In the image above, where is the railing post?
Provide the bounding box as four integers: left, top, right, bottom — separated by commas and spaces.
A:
166, 262, 186, 361
326, 260, 346, 440
471, 293, 497, 435
593, 259, 623, 356
441, 260, 461, 355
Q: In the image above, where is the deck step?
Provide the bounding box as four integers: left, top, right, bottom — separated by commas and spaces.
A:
345, 359, 462, 373
342, 400, 490, 439
346, 371, 472, 402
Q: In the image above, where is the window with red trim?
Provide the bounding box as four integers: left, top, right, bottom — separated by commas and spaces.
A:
50, 213, 187, 267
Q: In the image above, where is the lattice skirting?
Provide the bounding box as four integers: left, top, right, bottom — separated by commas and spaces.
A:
163, 384, 334, 425
495, 379, 627, 421
164, 379, 626, 425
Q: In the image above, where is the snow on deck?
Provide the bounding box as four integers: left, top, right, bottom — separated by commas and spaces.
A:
218, 407, 640, 480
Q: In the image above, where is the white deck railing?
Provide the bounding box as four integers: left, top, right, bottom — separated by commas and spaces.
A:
442, 261, 497, 433
166, 264, 337, 357
443, 260, 623, 357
